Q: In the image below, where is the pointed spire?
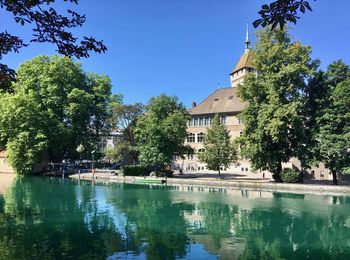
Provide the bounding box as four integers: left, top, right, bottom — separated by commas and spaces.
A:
245, 23, 250, 52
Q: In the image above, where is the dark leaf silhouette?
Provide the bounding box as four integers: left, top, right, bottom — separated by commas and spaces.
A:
254, 0, 315, 30
0, 0, 107, 92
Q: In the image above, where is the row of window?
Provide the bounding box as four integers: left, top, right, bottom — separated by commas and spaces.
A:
187, 132, 205, 143
188, 116, 243, 127
232, 68, 255, 77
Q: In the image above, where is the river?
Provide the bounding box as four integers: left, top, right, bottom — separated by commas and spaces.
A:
0, 177, 350, 259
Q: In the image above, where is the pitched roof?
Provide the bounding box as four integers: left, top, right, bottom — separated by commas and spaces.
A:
230, 49, 255, 75
189, 87, 245, 115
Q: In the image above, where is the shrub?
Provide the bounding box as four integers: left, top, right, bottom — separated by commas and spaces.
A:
122, 165, 150, 176
281, 168, 303, 183
155, 169, 174, 178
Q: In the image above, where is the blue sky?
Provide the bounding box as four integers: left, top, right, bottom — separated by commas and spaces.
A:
1, 0, 350, 107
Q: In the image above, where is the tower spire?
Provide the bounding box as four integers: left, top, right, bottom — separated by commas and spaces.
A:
245, 23, 250, 52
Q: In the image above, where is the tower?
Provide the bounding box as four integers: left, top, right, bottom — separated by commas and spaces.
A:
230, 24, 256, 88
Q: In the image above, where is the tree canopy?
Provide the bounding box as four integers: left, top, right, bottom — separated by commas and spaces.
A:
237, 27, 317, 181
135, 94, 190, 168
105, 99, 145, 164
0, 55, 112, 174
198, 115, 237, 178
315, 64, 350, 184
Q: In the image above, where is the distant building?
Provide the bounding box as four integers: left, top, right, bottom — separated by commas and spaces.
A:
97, 130, 123, 152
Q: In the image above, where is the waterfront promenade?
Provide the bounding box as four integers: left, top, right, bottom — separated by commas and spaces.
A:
69, 171, 350, 196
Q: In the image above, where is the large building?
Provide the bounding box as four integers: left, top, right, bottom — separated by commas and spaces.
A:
173, 27, 333, 180
173, 28, 256, 174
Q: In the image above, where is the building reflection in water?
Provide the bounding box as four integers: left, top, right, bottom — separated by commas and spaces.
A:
1, 178, 350, 259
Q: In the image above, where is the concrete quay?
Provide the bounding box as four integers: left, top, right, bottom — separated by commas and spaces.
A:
69, 172, 350, 196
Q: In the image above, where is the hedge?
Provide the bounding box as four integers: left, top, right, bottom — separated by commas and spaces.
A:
281, 168, 303, 183
122, 165, 150, 176
155, 169, 174, 177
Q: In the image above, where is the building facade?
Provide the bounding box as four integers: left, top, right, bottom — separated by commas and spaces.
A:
173, 28, 256, 174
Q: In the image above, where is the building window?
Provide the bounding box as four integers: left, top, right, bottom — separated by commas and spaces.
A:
198, 148, 205, 153
193, 118, 198, 127
220, 116, 226, 125
197, 132, 205, 143
205, 117, 210, 126
199, 118, 204, 126
188, 154, 194, 160
187, 133, 195, 143
238, 117, 244, 124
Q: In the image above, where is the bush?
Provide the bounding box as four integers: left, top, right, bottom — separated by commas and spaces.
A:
122, 165, 150, 176
281, 168, 303, 183
155, 169, 174, 178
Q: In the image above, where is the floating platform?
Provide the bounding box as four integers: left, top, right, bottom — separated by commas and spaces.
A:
134, 179, 167, 185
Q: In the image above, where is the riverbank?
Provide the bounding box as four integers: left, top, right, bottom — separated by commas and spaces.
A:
69, 172, 350, 196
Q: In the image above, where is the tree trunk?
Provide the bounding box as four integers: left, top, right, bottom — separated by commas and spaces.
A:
273, 161, 283, 182
218, 168, 221, 179
331, 170, 338, 185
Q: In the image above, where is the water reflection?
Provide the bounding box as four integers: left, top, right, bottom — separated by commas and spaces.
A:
0, 178, 350, 259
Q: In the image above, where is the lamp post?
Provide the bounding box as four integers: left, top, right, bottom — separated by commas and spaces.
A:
76, 144, 84, 181
91, 150, 96, 182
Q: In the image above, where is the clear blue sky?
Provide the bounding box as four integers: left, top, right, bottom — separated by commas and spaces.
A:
1, 0, 350, 107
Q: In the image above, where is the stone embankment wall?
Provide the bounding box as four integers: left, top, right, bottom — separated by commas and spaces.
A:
0, 150, 14, 174
70, 173, 350, 196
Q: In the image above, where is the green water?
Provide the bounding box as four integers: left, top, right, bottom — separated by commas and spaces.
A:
1, 178, 350, 259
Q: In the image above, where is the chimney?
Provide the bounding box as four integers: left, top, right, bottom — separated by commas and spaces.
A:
192, 102, 197, 108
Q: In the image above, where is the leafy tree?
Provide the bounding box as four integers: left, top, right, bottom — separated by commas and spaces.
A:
316, 78, 350, 185
237, 28, 317, 181
0, 0, 107, 92
255, 0, 314, 29
304, 60, 349, 174
106, 101, 145, 164
0, 55, 112, 174
135, 94, 190, 168
325, 60, 350, 88
198, 115, 237, 178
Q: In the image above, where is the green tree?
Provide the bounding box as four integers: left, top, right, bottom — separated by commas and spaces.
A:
325, 60, 350, 88
0, 55, 112, 174
304, 60, 349, 178
106, 101, 144, 164
237, 28, 317, 181
316, 78, 350, 184
135, 94, 190, 168
198, 115, 237, 178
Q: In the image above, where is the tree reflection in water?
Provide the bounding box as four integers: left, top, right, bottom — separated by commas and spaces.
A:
0, 178, 350, 259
